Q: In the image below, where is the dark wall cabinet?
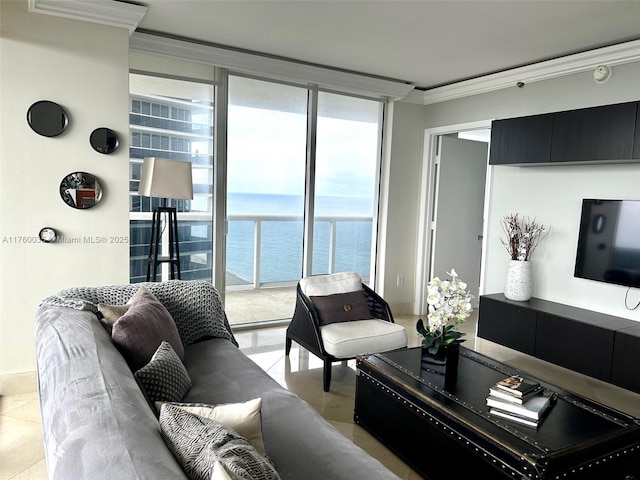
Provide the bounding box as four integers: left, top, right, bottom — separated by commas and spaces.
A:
489, 101, 640, 165
489, 113, 553, 165
478, 294, 640, 393
633, 105, 640, 159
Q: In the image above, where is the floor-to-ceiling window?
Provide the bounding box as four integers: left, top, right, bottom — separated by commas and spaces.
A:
127, 58, 386, 326
129, 73, 215, 283
312, 92, 383, 280
223, 75, 385, 325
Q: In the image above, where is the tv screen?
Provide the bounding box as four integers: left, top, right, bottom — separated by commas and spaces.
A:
574, 199, 640, 288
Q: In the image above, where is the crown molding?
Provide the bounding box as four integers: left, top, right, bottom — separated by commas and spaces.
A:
28, 0, 147, 35
130, 32, 415, 101
404, 38, 640, 106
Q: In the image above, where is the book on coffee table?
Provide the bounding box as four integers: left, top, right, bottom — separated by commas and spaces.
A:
486, 390, 556, 421
494, 375, 540, 398
488, 384, 544, 404
489, 408, 542, 429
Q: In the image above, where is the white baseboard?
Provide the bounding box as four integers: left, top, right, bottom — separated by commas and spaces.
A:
0, 371, 38, 396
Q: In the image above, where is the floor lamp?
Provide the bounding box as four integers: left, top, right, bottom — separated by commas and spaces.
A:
138, 157, 193, 281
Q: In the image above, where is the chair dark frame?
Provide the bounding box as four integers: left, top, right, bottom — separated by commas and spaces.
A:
285, 282, 396, 391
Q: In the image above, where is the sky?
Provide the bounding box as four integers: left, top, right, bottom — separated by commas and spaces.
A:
227, 105, 379, 199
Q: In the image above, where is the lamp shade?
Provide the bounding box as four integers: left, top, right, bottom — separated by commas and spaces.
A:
138, 157, 193, 200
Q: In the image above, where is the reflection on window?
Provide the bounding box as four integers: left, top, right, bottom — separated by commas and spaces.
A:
128, 73, 214, 283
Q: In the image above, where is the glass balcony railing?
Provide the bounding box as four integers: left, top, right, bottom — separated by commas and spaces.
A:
129, 212, 372, 286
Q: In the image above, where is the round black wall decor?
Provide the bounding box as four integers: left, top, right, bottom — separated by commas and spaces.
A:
27, 100, 69, 137
90, 127, 119, 154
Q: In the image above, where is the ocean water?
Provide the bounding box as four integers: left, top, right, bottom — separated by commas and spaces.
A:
226, 193, 373, 284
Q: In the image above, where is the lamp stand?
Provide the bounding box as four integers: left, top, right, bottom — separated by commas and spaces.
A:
146, 201, 181, 281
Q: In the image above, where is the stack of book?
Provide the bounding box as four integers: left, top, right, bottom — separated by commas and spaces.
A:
486, 375, 555, 428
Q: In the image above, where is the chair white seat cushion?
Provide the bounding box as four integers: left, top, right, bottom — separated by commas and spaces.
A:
319, 319, 408, 359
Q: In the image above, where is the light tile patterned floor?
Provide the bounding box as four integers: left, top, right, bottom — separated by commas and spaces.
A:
3, 311, 640, 479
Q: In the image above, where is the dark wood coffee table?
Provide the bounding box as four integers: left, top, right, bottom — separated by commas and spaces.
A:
355, 346, 640, 480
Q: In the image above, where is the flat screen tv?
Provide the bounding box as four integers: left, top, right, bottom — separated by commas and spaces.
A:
574, 199, 640, 288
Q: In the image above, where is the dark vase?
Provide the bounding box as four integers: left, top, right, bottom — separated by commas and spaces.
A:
421, 342, 460, 389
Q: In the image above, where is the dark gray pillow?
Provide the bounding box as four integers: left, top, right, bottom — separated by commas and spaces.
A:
159, 404, 280, 480
135, 341, 191, 405
310, 290, 372, 326
111, 287, 184, 371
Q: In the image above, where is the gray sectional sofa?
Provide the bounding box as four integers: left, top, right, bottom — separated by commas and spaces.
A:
36, 280, 400, 480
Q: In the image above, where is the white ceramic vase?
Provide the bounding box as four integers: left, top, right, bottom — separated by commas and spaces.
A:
504, 260, 532, 301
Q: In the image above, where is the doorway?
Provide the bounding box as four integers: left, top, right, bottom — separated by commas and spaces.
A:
416, 122, 492, 314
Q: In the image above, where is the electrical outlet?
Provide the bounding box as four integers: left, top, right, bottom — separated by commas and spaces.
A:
396, 275, 404, 287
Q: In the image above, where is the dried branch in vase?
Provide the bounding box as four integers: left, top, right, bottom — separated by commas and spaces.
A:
501, 213, 550, 261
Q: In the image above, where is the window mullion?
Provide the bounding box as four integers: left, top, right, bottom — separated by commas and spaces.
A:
302, 87, 318, 278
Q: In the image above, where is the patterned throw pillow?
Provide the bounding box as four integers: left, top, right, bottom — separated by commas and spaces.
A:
309, 290, 372, 326
159, 404, 280, 480
156, 398, 267, 457
135, 341, 191, 404
111, 287, 185, 371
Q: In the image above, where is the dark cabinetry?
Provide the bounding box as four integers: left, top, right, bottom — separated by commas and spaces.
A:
535, 312, 615, 381
478, 293, 640, 393
489, 101, 640, 165
489, 113, 553, 165
550, 102, 637, 163
634, 105, 640, 158
611, 325, 640, 393
477, 295, 536, 354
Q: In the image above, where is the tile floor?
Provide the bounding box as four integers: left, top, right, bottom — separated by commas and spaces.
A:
3, 312, 640, 479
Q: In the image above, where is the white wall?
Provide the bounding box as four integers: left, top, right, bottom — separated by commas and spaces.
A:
407, 63, 640, 321
0, 1, 130, 385
378, 101, 425, 314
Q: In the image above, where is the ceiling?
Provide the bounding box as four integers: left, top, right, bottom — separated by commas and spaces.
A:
131, 0, 640, 90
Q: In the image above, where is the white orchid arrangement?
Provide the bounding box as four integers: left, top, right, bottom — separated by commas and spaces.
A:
416, 269, 473, 354
501, 213, 550, 261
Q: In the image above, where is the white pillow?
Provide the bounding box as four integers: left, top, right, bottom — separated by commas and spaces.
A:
157, 398, 266, 457
212, 461, 236, 480
300, 271, 362, 296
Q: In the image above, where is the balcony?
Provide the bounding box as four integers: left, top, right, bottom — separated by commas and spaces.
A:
130, 212, 373, 326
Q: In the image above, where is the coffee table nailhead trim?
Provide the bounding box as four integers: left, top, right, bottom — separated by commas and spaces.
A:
372, 353, 552, 452
359, 353, 640, 480
360, 372, 525, 480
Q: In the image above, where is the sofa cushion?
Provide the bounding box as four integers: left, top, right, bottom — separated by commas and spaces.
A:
111, 287, 184, 371
320, 319, 408, 358
135, 341, 191, 405
159, 404, 280, 480
309, 290, 372, 326
157, 398, 266, 457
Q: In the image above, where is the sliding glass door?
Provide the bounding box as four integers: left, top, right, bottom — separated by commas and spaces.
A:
128, 69, 385, 326
225, 77, 307, 324
311, 92, 383, 282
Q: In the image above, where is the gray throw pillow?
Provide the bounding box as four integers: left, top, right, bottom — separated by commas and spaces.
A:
111, 287, 184, 371
310, 290, 372, 326
135, 341, 191, 405
159, 404, 280, 480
